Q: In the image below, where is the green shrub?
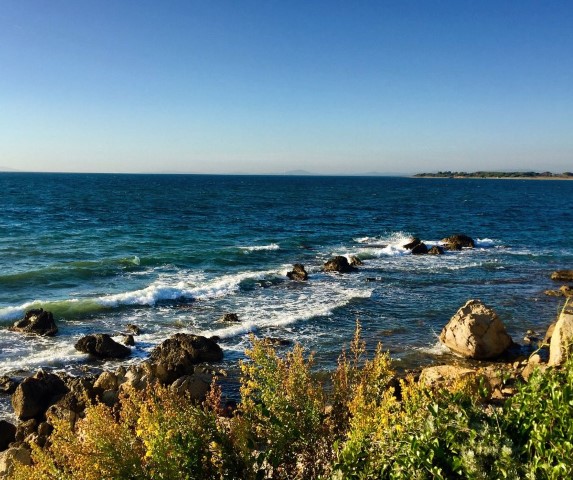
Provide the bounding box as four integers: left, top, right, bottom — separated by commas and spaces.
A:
504, 355, 573, 479
232, 337, 329, 479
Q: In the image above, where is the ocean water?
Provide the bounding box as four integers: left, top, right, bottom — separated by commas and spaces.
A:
1, 173, 572, 417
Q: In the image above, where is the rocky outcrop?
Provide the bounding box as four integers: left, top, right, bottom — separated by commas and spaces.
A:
544, 285, 573, 297
74, 334, 131, 359
428, 245, 445, 255
149, 334, 223, 384
439, 299, 513, 359
551, 270, 573, 282
287, 264, 308, 281
11, 371, 68, 420
170, 374, 211, 401
324, 256, 355, 273
9, 309, 58, 336
441, 234, 475, 250
548, 302, 573, 366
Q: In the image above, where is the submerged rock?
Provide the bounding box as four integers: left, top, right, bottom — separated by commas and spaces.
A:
287, 263, 308, 281
219, 313, 240, 323
439, 299, 513, 359
74, 334, 131, 359
551, 270, 573, 282
348, 255, 363, 266
10, 309, 58, 336
324, 256, 355, 273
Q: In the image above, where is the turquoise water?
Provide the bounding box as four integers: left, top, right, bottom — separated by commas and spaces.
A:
1, 173, 572, 414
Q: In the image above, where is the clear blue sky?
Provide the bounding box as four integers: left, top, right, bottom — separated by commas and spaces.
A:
1, 1, 571, 174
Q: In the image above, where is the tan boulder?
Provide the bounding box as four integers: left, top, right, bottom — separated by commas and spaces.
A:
548, 301, 573, 366
439, 300, 513, 359
419, 365, 477, 387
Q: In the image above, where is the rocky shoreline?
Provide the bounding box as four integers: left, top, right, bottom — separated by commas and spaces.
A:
1, 234, 572, 476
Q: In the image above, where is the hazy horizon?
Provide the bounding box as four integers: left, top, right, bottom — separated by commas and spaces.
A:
1, 1, 572, 175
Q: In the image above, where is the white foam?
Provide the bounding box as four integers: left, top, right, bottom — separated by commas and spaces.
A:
238, 243, 280, 252
198, 284, 373, 340
475, 238, 498, 248
0, 269, 282, 320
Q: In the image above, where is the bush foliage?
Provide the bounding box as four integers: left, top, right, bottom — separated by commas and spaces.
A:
11, 325, 573, 479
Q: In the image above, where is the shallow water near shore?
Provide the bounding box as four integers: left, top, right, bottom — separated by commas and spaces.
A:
1, 173, 572, 419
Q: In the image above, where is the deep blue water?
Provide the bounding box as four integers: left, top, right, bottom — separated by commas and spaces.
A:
1, 173, 572, 416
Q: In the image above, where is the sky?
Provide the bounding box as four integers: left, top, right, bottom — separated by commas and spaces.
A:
0, 1, 572, 175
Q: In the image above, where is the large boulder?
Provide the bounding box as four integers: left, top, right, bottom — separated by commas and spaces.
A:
324, 256, 355, 273
287, 264, 308, 281
439, 300, 513, 359
74, 334, 131, 359
548, 303, 573, 366
551, 270, 573, 282
441, 234, 475, 251
170, 374, 212, 402
9, 309, 58, 336
11, 371, 68, 420
150, 334, 223, 384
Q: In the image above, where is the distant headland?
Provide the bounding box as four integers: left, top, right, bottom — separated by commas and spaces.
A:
414, 171, 573, 180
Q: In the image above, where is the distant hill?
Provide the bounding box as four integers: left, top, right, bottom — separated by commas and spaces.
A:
415, 171, 573, 179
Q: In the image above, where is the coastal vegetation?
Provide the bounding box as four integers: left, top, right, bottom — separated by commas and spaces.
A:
10, 322, 573, 480
414, 171, 573, 179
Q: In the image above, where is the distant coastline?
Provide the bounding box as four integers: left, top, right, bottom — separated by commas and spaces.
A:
414, 171, 573, 180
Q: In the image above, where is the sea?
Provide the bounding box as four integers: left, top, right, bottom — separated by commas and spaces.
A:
1, 173, 572, 418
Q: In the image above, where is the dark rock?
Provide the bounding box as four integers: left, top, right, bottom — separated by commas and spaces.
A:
9, 309, 58, 336
220, 313, 240, 323
441, 234, 475, 250
74, 334, 131, 359
287, 263, 308, 281
551, 270, 573, 282
14, 419, 37, 443
11, 371, 68, 420
428, 245, 445, 255
0, 376, 18, 395
126, 324, 142, 335
403, 238, 423, 250
0, 421, 16, 451
324, 256, 355, 273
411, 242, 428, 255
150, 334, 223, 384
123, 334, 135, 346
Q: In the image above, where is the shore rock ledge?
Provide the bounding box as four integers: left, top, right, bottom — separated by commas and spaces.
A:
439, 299, 512, 359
